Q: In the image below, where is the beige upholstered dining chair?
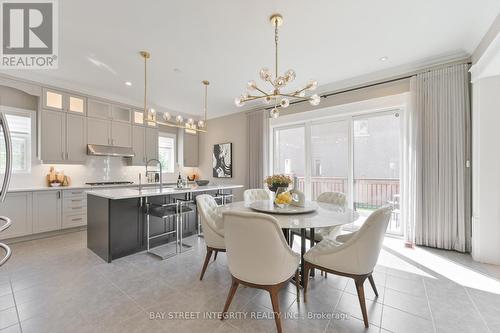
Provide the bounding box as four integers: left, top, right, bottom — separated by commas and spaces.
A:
303, 206, 392, 328
221, 211, 300, 333
196, 194, 225, 280
243, 188, 271, 204
290, 191, 347, 246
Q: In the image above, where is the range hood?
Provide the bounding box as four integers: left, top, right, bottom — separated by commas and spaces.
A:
87, 144, 135, 157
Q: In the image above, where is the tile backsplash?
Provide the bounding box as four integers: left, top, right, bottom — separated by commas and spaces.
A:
8, 156, 198, 189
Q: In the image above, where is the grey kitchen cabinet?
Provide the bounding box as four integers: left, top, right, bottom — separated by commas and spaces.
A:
0, 192, 33, 240
87, 99, 112, 119
66, 114, 87, 162
43, 88, 86, 115
145, 127, 158, 161
87, 117, 111, 145
41, 109, 65, 162
132, 125, 146, 165
111, 121, 132, 147
32, 191, 62, 233
87, 118, 131, 147
183, 132, 198, 167
62, 189, 87, 228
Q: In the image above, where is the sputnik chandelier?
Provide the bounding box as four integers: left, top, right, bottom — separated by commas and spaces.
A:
234, 14, 320, 118
140, 51, 208, 132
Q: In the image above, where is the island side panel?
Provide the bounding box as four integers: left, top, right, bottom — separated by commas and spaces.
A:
109, 197, 144, 260
87, 194, 111, 262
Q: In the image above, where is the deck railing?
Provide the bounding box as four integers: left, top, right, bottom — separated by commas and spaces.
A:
295, 176, 400, 209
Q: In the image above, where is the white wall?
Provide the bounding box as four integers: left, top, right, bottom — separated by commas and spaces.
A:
198, 112, 248, 200
471, 76, 500, 264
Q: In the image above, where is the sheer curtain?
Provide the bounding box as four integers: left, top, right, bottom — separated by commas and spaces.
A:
403, 63, 471, 252
247, 110, 269, 189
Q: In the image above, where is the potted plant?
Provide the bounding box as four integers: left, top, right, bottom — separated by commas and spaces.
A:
264, 174, 293, 193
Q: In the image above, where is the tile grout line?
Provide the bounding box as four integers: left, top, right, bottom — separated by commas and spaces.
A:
463, 285, 492, 333
421, 278, 437, 333
378, 273, 388, 333
8, 276, 23, 333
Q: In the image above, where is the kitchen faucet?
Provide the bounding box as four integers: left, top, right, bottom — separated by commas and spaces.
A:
145, 159, 163, 191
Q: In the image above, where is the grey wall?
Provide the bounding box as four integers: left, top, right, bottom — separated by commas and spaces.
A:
0, 85, 38, 110
198, 112, 248, 201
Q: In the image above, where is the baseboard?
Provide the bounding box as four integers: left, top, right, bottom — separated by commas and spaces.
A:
2, 226, 87, 244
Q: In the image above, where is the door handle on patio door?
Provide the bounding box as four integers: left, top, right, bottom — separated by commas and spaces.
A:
0, 113, 12, 203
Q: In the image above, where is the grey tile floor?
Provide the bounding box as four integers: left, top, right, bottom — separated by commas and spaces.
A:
1, 231, 500, 333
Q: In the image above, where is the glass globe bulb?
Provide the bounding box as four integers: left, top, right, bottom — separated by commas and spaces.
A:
259, 67, 271, 81
280, 98, 290, 108
187, 118, 194, 125
307, 80, 318, 91
297, 90, 306, 97
198, 120, 205, 128
247, 80, 257, 90
263, 96, 273, 105
285, 69, 296, 82
269, 108, 280, 119
176, 115, 183, 123
309, 94, 320, 106
163, 112, 171, 121
274, 76, 286, 88
150, 108, 156, 114
234, 97, 243, 107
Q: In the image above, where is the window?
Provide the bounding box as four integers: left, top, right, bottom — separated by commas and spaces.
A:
158, 132, 175, 173
0, 112, 32, 173
273, 125, 305, 192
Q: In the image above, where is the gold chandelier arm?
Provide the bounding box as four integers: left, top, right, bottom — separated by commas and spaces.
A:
279, 93, 309, 100
254, 85, 270, 96
241, 95, 267, 102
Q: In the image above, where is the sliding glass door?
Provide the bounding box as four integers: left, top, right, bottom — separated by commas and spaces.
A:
310, 121, 349, 200
272, 109, 402, 236
353, 112, 401, 235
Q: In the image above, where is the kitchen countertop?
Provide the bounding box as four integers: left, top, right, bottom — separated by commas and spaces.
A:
6, 181, 200, 193
87, 184, 243, 200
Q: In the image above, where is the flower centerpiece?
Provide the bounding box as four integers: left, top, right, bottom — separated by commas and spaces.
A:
264, 174, 292, 192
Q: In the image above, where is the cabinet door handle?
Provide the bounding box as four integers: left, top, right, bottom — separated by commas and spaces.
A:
61, 152, 64, 160
71, 217, 83, 221
72, 206, 83, 210
65, 152, 68, 159
57, 191, 61, 199
71, 199, 82, 202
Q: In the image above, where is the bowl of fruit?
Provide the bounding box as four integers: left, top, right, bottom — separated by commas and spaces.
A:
274, 188, 293, 208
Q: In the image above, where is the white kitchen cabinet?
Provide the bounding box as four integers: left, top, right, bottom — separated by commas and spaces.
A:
183, 132, 198, 167
111, 121, 132, 147
133, 109, 145, 125
43, 88, 86, 114
32, 191, 62, 233
87, 117, 111, 145
145, 127, 158, 161
0, 192, 33, 240
87, 99, 112, 119
132, 125, 146, 165
66, 114, 87, 162
41, 109, 65, 161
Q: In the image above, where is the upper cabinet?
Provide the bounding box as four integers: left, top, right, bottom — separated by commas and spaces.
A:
133, 109, 145, 125
87, 99, 111, 119
88, 99, 131, 123
43, 88, 86, 114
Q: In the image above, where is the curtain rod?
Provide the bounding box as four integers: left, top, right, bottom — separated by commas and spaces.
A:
260, 59, 471, 111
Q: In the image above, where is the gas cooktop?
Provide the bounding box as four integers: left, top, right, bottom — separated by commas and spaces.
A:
85, 181, 134, 186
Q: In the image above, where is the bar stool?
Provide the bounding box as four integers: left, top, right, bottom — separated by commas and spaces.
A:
145, 200, 193, 259
175, 197, 195, 251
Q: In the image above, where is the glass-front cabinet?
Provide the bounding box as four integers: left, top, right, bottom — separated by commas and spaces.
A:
43, 88, 86, 114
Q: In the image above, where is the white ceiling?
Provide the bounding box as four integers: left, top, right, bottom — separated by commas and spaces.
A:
2, 0, 500, 119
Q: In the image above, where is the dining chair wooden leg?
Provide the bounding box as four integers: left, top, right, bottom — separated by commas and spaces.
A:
303, 262, 311, 303
368, 274, 378, 297
354, 277, 369, 328
295, 270, 300, 303
199, 247, 213, 281
221, 277, 239, 319
269, 286, 283, 333
213, 250, 218, 262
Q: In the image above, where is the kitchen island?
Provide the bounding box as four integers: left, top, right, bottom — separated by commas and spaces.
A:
86, 184, 242, 262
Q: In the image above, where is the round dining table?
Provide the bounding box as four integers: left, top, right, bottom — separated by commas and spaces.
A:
217, 200, 359, 285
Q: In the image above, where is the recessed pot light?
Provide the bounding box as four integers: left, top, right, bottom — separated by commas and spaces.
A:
379, 56, 388, 62
125, 81, 132, 86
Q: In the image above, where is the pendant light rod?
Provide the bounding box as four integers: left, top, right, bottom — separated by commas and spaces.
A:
270, 14, 282, 80
140, 51, 150, 115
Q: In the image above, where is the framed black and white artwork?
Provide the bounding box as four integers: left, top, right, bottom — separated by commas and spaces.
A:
212, 143, 232, 178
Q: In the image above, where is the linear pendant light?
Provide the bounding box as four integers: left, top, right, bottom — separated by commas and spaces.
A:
140, 51, 208, 133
